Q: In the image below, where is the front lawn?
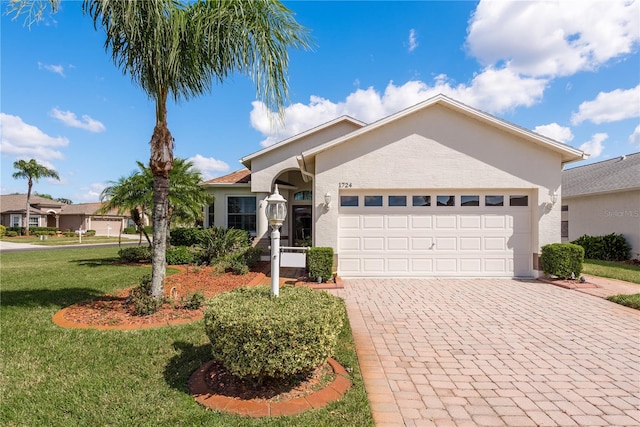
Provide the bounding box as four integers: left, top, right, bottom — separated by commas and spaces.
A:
583, 259, 640, 285
1, 235, 130, 246
0, 247, 373, 426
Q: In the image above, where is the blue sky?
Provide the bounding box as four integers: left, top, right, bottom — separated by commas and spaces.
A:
1, 0, 639, 203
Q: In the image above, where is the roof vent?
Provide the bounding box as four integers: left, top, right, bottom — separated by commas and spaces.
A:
620, 155, 626, 161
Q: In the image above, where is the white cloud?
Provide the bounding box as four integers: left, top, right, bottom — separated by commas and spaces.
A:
407, 29, 419, 52
50, 108, 106, 132
579, 132, 608, 158
74, 183, 106, 203
571, 85, 640, 125
630, 125, 640, 148
38, 61, 65, 77
467, 0, 640, 77
0, 113, 68, 160
534, 123, 574, 143
188, 154, 229, 180
251, 71, 547, 147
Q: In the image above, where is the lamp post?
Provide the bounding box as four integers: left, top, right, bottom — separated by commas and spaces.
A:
266, 184, 287, 297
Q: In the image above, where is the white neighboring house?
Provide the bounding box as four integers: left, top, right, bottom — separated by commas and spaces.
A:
202, 94, 586, 278
562, 153, 640, 259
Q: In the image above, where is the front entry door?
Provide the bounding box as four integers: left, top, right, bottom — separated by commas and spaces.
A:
292, 206, 312, 247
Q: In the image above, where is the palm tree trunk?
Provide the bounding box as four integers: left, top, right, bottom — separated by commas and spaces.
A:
149, 113, 174, 299
25, 180, 33, 236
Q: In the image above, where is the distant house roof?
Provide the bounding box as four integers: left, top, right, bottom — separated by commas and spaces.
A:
562, 152, 640, 197
201, 169, 251, 185
0, 194, 65, 214
60, 202, 121, 216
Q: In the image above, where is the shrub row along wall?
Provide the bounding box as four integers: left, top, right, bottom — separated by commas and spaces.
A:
571, 233, 631, 261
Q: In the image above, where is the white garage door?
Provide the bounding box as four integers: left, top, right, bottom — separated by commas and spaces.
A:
338, 192, 532, 277
91, 217, 123, 236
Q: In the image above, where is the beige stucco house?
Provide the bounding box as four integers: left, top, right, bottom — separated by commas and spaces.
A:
202, 95, 586, 278
561, 153, 640, 259
0, 194, 131, 236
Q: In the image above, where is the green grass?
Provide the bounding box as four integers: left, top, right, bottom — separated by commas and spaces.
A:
1, 235, 132, 246
583, 259, 640, 285
0, 247, 373, 427
606, 293, 640, 310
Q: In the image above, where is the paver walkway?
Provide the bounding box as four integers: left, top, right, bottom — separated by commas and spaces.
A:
332, 279, 640, 427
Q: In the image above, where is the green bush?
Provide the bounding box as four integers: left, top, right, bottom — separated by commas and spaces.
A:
200, 227, 251, 264
7, 227, 24, 236
182, 292, 205, 310
62, 231, 76, 237
166, 246, 194, 265
307, 247, 334, 282
123, 226, 137, 235
118, 246, 152, 263
170, 227, 209, 247
5, 230, 18, 237
204, 286, 344, 384
572, 233, 631, 261
540, 243, 584, 279
85, 230, 96, 237
127, 275, 162, 316
0, 225, 6, 237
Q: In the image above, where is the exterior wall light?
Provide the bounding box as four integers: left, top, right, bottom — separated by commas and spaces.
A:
266, 184, 287, 297
324, 192, 332, 210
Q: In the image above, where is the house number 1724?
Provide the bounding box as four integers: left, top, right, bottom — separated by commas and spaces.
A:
339, 182, 352, 188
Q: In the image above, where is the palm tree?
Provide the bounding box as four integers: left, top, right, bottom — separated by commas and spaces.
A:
12, 0, 311, 298
12, 159, 60, 236
84, 0, 310, 298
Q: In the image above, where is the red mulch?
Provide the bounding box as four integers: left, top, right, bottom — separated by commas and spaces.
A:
60, 265, 265, 328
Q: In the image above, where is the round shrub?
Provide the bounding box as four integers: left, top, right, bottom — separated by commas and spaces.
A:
541, 243, 584, 279
204, 286, 344, 383
166, 246, 194, 265
0, 225, 7, 237
118, 246, 152, 263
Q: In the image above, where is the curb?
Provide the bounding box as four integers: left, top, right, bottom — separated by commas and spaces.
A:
188, 357, 351, 417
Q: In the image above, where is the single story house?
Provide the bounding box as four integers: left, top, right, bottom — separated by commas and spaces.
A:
0, 194, 132, 236
561, 152, 640, 258
202, 94, 586, 278
0, 194, 63, 229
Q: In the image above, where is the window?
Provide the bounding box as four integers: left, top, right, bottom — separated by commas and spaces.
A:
561, 205, 568, 212
461, 195, 479, 206
561, 221, 569, 238
485, 195, 504, 206
227, 196, 256, 233
509, 195, 529, 206
293, 191, 312, 201
207, 203, 214, 228
437, 195, 455, 206
10, 215, 21, 227
340, 195, 358, 207
412, 195, 431, 207
29, 216, 39, 227
364, 195, 383, 207
388, 195, 406, 207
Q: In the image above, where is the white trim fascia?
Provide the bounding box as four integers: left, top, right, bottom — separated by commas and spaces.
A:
563, 186, 640, 199
301, 94, 586, 164
240, 115, 366, 168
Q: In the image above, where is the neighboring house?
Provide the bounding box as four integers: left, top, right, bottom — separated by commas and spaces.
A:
561, 152, 640, 258
202, 94, 586, 278
0, 194, 64, 229
58, 202, 131, 236
0, 194, 132, 236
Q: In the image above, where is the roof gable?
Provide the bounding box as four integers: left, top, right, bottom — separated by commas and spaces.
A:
563, 152, 640, 197
0, 194, 65, 212
301, 94, 586, 164
201, 168, 251, 185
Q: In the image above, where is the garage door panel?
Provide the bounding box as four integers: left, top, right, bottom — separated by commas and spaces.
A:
363, 216, 384, 229
411, 216, 432, 229
338, 192, 532, 277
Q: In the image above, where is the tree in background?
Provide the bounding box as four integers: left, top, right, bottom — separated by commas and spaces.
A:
11, 0, 311, 299
100, 158, 213, 245
12, 159, 60, 236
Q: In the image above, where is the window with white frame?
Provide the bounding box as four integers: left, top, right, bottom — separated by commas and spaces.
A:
29, 216, 39, 227
10, 215, 21, 227
227, 196, 256, 234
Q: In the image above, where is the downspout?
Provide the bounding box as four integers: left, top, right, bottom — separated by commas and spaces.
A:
296, 155, 314, 182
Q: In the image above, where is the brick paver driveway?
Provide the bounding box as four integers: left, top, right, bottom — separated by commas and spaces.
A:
333, 279, 640, 427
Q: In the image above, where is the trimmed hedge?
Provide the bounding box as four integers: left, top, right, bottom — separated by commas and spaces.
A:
307, 247, 334, 282
165, 246, 195, 265
540, 243, 584, 279
571, 233, 631, 261
204, 286, 344, 383
118, 246, 152, 263
0, 225, 5, 237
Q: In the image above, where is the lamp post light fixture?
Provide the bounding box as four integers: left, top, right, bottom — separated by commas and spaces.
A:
323, 192, 332, 211
266, 184, 287, 297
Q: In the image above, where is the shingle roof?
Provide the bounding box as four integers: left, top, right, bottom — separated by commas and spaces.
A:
562, 152, 640, 197
201, 169, 251, 185
60, 202, 120, 216
0, 194, 65, 213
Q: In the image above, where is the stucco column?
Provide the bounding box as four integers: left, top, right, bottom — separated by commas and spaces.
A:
256, 192, 270, 241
